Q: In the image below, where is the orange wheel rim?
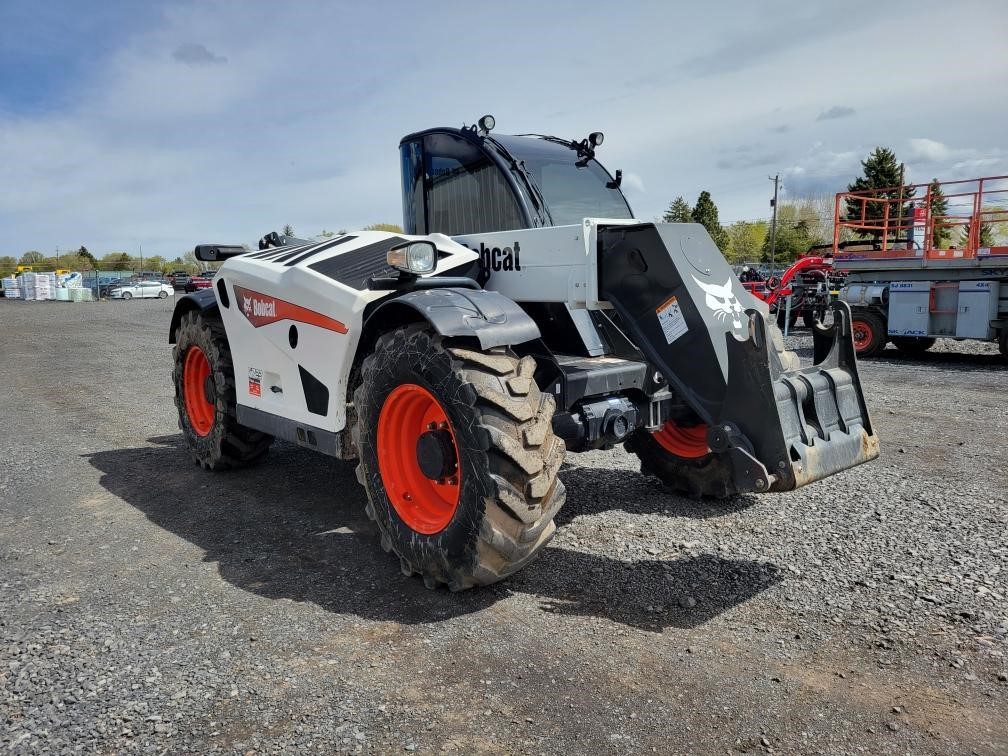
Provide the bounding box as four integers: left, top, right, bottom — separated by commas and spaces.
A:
851, 320, 872, 351
182, 346, 215, 437
652, 421, 709, 459
377, 383, 461, 535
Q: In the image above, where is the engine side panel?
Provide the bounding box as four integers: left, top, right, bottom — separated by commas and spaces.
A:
211, 232, 477, 433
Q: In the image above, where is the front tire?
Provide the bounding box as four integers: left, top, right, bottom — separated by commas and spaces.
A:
353, 327, 566, 590
172, 310, 273, 470
159, 290, 168, 299
122, 291, 132, 300
626, 421, 738, 499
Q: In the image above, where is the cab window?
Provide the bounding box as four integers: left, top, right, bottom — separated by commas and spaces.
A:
422, 133, 524, 236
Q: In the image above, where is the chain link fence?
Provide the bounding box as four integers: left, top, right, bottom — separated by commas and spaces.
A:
2, 262, 219, 302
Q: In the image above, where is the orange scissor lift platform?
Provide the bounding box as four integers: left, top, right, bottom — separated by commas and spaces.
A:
829, 175, 1008, 357
832, 174, 1008, 276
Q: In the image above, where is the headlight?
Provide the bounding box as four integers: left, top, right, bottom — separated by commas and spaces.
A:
387, 241, 436, 275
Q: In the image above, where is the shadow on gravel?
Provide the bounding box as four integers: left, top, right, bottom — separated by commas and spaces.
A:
870, 348, 1005, 371
86, 435, 779, 632
556, 463, 758, 526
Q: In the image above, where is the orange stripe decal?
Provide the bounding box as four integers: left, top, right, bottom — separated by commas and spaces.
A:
233, 285, 348, 334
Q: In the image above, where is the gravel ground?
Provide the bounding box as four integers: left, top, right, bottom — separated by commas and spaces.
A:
1, 298, 1006, 755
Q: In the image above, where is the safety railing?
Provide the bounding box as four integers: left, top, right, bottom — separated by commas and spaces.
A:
833, 175, 1008, 260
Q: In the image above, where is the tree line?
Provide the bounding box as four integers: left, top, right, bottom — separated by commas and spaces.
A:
0, 222, 404, 278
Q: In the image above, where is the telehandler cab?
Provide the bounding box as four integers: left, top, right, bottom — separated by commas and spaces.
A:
169, 116, 879, 590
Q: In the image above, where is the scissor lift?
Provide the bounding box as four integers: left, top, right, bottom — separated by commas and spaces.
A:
833, 175, 1008, 359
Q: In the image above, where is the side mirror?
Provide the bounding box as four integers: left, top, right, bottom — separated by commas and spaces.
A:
387, 241, 436, 275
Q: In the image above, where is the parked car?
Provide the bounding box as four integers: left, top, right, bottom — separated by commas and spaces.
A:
97, 278, 127, 298
184, 274, 214, 293
168, 270, 191, 288
110, 281, 174, 299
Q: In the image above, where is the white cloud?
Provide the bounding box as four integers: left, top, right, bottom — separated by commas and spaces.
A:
1, 1, 1007, 255
908, 138, 954, 162
620, 172, 646, 194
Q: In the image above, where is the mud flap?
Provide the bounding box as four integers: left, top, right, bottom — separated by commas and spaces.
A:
598, 223, 879, 493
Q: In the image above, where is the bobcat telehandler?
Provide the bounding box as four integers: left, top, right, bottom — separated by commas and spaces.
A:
169, 115, 879, 590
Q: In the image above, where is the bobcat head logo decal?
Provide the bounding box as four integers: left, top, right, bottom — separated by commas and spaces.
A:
692, 276, 745, 333
242, 295, 252, 317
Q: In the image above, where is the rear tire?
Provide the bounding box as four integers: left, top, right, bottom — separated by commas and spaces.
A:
892, 335, 936, 355
851, 310, 886, 357
353, 326, 565, 590
122, 291, 132, 300
172, 310, 273, 470
159, 290, 168, 299
626, 422, 738, 499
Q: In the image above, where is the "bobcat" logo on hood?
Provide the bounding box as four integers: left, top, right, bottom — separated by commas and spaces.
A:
242, 295, 253, 316
692, 276, 745, 333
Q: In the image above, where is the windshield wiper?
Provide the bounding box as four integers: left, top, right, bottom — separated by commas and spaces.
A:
484, 135, 554, 227
517, 133, 596, 167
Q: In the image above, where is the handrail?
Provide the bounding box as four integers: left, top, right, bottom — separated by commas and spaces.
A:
833, 174, 1008, 260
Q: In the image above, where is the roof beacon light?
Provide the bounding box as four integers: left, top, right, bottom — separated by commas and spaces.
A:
478, 114, 495, 136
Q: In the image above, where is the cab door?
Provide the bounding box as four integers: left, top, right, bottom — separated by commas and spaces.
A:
400, 132, 528, 236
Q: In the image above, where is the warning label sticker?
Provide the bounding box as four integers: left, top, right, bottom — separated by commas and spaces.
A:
656, 296, 689, 345
248, 367, 262, 397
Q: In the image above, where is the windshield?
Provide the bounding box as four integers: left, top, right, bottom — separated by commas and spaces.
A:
492, 135, 633, 226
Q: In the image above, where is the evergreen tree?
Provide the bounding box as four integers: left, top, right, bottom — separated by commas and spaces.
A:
926, 179, 950, 248
844, 147, 915, 241
663, 196, 692, 223
959, 219, 994, 248
690, 191, 730, 251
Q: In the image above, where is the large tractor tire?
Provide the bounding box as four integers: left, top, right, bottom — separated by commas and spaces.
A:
850, 310, 887, 357
892, 335, 936, 355
352, 326, 566, 590
172, 311, 273, 470
626, 422, 738, 499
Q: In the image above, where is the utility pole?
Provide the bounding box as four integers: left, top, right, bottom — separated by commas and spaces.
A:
56, 246, 59, 268
139, 243, 143, 277
896, 162, 905, 249
768, 174, 780, 278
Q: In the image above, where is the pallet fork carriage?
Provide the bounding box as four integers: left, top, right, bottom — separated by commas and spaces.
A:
169, 116, 879, 589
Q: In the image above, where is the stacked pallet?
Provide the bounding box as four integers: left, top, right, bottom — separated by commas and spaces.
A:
18, 272, 36, 300
34, 272, 54, 300
2, 276, 18, 298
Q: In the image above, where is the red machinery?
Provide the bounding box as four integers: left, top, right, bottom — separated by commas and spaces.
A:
742, 255, 840, 328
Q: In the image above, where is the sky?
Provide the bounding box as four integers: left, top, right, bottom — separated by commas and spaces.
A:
1, 0, 1006, 259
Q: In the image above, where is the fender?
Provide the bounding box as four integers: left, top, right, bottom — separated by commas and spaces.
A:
366, 287, 540, 349
168, 288, 219, 343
